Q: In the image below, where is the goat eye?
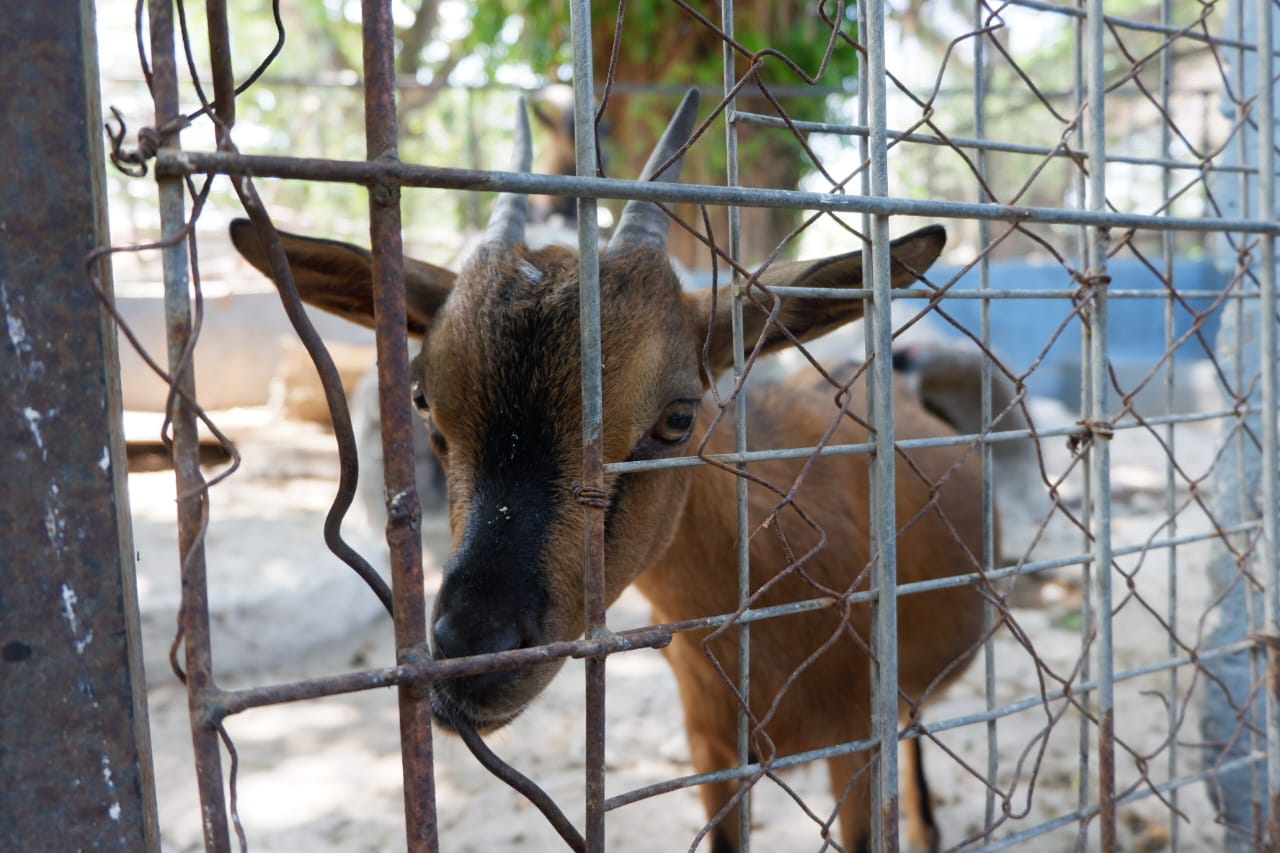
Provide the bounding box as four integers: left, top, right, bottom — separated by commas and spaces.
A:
412, 390, 430, 415
652, 401, 696, 444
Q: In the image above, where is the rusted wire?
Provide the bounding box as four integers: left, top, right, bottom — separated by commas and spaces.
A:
452, 720, 587, 853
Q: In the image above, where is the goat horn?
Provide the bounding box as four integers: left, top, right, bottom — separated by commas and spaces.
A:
610, 88, 701, 251
483, 95, 533, 248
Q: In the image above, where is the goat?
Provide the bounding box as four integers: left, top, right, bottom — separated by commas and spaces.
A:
230, 89, 988, 853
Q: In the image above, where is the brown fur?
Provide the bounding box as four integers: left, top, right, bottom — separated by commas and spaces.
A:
229, 215, 987, 851
637, 375, 985, 850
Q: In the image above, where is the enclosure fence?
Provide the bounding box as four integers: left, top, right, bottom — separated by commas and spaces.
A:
73, 0, 1280, 849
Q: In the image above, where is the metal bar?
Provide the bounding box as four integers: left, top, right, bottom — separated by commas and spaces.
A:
1199, 0, 1267, 844
761, 287, 1247, 299
972, 5, 1000, 839
1085, 0, 1117, 842
1256, 0, 1280, 841
1000, 0, 1272, 49
0, 1, 159, 846
1071, 1, 1095, 842
720, 0, 753, 847
733, 111, 1250, 174
864, 0, 900, 846
568, 0, 607, 847
155, 150, 1280, 234
606, 405, 1248, 474
359, 1, 438, 849
205, 0, 235, 140
212, 625, 673, 715
146, 0, 232, 847
975, 752, 1264, 853
1159, 0, 1182, 843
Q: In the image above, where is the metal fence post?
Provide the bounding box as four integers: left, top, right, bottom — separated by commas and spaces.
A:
1202, 0, 1279, 847
1084, 0, 1117, 845
0, 0, 159, 847
863, 0, 901, 846
567, 0, 608, 848
359, 1, 440, 848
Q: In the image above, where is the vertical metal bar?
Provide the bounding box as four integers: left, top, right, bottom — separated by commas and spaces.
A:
865, 0, 900, 847
359, 2, 438, 850
205, 0, 235, 139
1255, 0, 1280, 840
569, 0, 607, 847
0, 1, 159, 846
1158, 0, 1181, 844
1072, 1, 1096, 840
1202, 3, 1265, 843
1084, 0, 1116, 844
971, 1, 999, 838
147, 0, 233, 848
1238, 1, 1264, 840
720, 1, 752, 848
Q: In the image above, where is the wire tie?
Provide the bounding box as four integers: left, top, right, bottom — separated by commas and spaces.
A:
572, 480, 610, 510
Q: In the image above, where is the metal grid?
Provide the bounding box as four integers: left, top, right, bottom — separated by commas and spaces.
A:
97, 0, 1280, 849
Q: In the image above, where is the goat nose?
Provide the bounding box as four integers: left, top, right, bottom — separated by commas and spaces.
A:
432, 612, 532, 660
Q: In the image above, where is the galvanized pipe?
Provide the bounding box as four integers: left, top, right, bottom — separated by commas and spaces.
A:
863, 0, 901, 845
1159, 0, 1182, 843
1256, 0, 1280, 840
568, 0, 608, 847
1085, 0, 1118, 842
733, 110, 1251, 175
719, 0, 754, 847
972, 5, 1001, 838
1071, 2, 1095, 840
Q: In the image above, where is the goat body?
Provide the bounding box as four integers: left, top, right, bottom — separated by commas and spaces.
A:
640, 376, 985, 851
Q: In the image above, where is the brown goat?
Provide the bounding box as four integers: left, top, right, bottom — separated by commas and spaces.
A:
230, 90, 987, 852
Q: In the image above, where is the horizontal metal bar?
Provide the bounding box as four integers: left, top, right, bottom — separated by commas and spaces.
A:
1001, 0, 1273, 52
604, 732, 881, 811
156, 150, 1280, 234
211, 625, 674, 718
607, 409, 1245, 476
925, 637, 1257, 739
586, 523, 1259, 653
894, 519, 1261, 601
735, 112, 1254, 176
763, 286, 1255, 300
105, 75, 849, 99
974, 751, 1263, 852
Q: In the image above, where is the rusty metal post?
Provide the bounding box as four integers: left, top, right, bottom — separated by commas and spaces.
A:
360, 1, 439, 849
0, 0, 160, 848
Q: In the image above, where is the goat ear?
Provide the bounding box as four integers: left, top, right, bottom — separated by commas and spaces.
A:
228, 218, 454, 338
690, 225, 946, 376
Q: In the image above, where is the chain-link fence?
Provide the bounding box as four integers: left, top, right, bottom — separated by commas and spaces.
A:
83, 0, 1280, 849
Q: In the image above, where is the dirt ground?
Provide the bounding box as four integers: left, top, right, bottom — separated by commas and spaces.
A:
132, 406, 1232, 852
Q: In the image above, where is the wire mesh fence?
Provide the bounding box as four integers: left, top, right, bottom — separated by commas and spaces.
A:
90, 0, 1280, 849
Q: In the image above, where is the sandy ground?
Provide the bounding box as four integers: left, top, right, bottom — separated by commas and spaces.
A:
132, 406, 1235, 852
